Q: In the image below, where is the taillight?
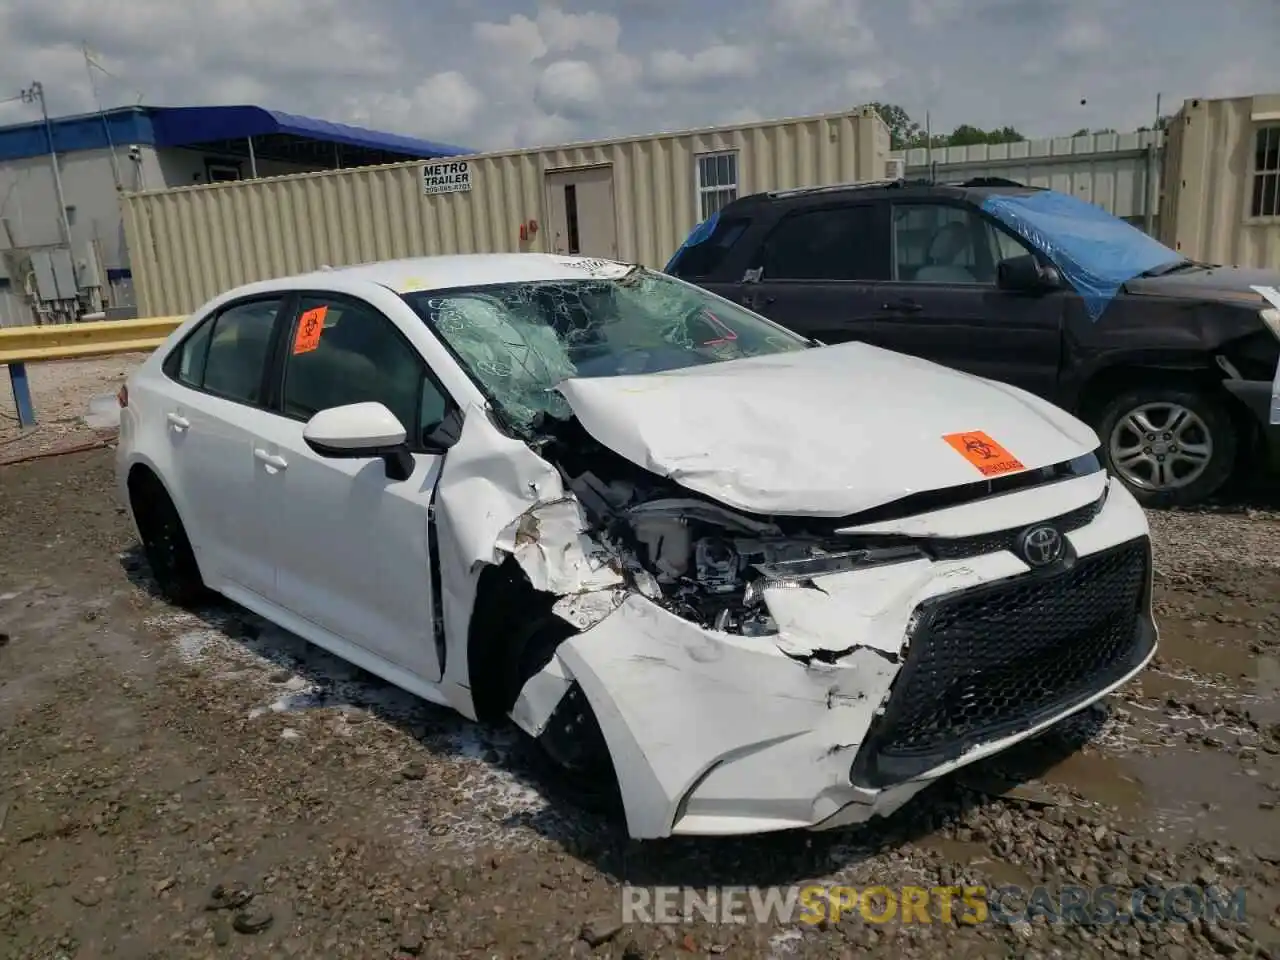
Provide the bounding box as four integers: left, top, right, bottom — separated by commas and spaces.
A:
117, 384, 129, 408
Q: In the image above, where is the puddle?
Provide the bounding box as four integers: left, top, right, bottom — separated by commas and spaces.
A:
1156, 620, 1265, 681
924, 837, 1035, 887
1036, 749, 1147, 813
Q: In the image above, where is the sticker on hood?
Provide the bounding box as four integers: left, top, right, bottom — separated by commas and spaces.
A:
942, 430, 1026, 477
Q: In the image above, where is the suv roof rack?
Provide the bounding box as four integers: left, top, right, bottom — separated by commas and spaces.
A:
765, 177, 907, 200
952, 176, 1044, 189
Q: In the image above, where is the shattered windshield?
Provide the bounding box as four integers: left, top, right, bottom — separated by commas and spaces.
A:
402, 267, 809, 431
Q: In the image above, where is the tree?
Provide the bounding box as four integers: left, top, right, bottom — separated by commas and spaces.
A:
1137, 113, 1177, 132
869, 102, 921, 151
870, 103, 1027, 150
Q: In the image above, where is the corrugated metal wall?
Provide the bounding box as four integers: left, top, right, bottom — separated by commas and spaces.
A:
1158, 94, 1280, 267
891, 130, 1163, 223
122, 108, 887, 317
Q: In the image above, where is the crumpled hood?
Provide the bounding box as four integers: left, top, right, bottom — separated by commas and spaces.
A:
555, 341, 1099, 517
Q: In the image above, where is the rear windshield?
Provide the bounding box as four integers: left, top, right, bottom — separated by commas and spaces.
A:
403, 267, 808, 432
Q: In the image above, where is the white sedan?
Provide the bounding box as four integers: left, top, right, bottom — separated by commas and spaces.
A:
116, 253, 1157, 839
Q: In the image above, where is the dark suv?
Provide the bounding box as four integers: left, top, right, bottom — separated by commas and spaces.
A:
666, 178, 1280, 508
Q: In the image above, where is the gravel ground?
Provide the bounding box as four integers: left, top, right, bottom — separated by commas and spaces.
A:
0, 356, 144, 464
2, 449, 1280, 959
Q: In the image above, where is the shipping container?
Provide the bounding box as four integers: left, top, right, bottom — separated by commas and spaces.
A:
121, 107, 888, 317
1159, 93, 1280, 267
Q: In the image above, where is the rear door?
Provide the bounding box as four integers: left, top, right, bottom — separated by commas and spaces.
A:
873, 199, 1066, 397
157, 294, 291, 599
736, 202, 891, 344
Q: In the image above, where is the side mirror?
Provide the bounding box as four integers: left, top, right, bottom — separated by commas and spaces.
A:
303, 402, 415, 481
997, 254, 1061, 292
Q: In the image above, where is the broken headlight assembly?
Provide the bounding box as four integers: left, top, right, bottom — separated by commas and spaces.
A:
621, 501, 925, 637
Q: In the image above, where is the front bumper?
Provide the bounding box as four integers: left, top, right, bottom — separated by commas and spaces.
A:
514, 476, 1156, 840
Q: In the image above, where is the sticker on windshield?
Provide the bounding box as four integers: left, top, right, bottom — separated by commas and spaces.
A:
942, 430, 1026, 477
292, 305, 328, 355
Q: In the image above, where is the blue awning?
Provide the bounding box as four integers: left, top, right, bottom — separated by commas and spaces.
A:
0, 104, 473, 163
148, 105, 472, 158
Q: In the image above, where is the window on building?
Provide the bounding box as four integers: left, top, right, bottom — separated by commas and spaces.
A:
696, 152, 739, 220
1252, 126, 1280, 218
206, 163, 242, 183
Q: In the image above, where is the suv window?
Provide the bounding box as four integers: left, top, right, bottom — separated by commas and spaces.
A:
669, 216, 749, 279
893, 202, 1032, 285
175, 297, 283, 404
280, 295, 449, 444
760, 205, 886, 281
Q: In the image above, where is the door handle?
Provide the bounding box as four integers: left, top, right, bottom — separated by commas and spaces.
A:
881, 299, 922, 314
253, 448, 288, 471
166, 412, 190, 431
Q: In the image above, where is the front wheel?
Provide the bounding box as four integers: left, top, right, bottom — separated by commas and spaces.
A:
1094, 385, 1238, 508
507, 616, 623, 817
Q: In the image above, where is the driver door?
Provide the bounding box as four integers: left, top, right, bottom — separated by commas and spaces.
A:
251, 292, 452, 683
870, 200, 1066, 398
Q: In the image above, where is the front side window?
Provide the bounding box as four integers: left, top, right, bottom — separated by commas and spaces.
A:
893, 203, 995, 284
403, 268, 809, 432
760, 206, 886, 281
281, 295, 445, 443
179, 297, 283, 404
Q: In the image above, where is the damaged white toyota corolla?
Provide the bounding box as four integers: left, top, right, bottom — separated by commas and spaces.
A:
116, 253, 1156, 839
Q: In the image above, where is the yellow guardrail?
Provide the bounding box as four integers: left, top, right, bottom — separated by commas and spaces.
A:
0, 315, 184, 365
1, 315, 185, 427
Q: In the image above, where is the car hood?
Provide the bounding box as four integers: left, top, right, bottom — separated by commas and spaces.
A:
554, 342, 1099, 518
1123, 264, 1280, 304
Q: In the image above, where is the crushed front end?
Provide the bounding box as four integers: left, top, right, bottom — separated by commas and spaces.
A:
508, 431, 1157, 840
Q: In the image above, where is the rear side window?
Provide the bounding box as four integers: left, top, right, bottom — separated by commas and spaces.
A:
170, 297, 284, 406
760, 205, 887, 281
668, 217, 750, 279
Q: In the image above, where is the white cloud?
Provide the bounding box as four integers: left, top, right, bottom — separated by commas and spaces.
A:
648, 45, 755, 86
0, 0, 1274, 153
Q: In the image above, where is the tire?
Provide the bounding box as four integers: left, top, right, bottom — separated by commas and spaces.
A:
131, 477, 208, 607
507, 614, 623, 817
1093, 384, 1238, 508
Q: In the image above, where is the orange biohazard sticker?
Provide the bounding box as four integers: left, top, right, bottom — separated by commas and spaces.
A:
292, 305, 328, 354
942, 430, 1026, 477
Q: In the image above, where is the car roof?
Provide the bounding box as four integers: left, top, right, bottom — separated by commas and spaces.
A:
722, 177, 1045, 215
251, 253, 638, 297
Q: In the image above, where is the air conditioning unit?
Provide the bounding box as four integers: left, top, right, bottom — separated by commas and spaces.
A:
885, 157, 907, 180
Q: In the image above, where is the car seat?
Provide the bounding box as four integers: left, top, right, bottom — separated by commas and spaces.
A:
913, 221, 977, 283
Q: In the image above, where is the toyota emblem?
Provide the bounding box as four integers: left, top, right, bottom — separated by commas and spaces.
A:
1018, 524, 1064, 567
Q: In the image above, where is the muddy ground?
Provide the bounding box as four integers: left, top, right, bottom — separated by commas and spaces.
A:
1, 448, 1279, 959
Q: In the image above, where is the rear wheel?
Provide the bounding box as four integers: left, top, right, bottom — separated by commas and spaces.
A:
1094, 385, 1238, 508
130, 473, 208, 607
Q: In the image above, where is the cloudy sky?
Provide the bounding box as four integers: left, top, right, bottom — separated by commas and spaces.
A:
0, 0, 1277, 152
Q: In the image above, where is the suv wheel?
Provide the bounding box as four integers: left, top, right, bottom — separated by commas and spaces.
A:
1094, 385, 1237, 508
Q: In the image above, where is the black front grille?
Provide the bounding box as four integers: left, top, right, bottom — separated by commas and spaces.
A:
924, 495, 1103, 561
850, 537, 1154, 789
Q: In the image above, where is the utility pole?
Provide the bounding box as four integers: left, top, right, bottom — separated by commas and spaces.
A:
20, 81, 73, 249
